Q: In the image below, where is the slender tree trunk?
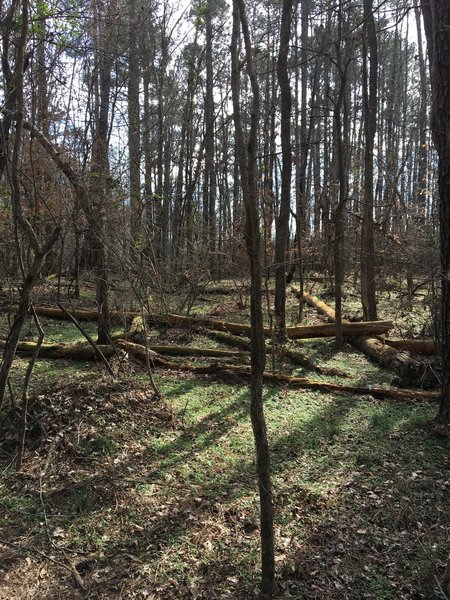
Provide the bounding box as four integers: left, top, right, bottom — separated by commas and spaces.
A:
274, 0, 293, 341
88, 2, 117, 345
204, 0, 217, 268
361, 0, 378, 321
332, 2, 349, 349
231, 0, 276, 594
128, 0, 141, 245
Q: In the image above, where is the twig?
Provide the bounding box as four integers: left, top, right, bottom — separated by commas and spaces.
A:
0, 538, 86, 591
56, 302, 115, 378
140, 303, 161, 398
17, 304, 44, 471
434, 574, 449, 600
37, 446, 87, 591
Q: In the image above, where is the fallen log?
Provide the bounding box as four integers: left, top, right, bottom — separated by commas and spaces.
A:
296, 289, 336, 321
3, 304, 132, 323
7, 304, 392, 340
122, 312, 394, 339
119, 310, 394, 339
292, 286, 439, 389
3, 338, 437, 403
383, 339, 437, 356
138, 344, 247, 359
118, 339, 438, 403
115, 340, 175, 368
0, 340, 115, 360
205, 330, 351, 378
285, 320, 392, 338
205, 330, 251, 351
0, 339, 247, 362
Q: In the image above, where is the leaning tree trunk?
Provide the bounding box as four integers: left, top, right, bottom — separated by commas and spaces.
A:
0, 0, 60, 409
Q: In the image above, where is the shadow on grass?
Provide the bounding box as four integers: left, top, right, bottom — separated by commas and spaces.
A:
1, 377, 447, 599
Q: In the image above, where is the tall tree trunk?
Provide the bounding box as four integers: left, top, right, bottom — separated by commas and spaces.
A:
204, 0, 217, 269
274, 0, 293, 341
231, 0, 276, 594
88, 1, 116, 345
332, 1, 349, 349
360, 0, 378, 321
422, 0, 450, 424
128, 0, 141, 246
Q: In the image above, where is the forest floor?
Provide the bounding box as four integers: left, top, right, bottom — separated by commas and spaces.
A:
0, 278, 448, 599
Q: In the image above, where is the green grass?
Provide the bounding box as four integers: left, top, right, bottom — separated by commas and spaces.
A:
2, 364, 446, 599
0, 282, 447, 599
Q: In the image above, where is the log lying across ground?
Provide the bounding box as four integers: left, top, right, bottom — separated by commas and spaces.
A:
298, 291, 437, 356
6, 304, 392, 340
0, 339, 247, 362
3, 338, 438, 402
293, 286, 439, 388
117, 340, 438, 403
23, 305, 133, 323
383, 339, 437, 356
0, 339, 116, 360
286, 320, 392, 338
205, 330, 351, 378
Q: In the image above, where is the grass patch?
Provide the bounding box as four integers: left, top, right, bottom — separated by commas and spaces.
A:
0, 281, 447, 599
1, 367, 446, 599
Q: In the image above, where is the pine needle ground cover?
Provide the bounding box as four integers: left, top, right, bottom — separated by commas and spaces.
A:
0, 358, 448, 599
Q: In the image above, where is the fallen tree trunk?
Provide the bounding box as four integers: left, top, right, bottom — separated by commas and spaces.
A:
0, 340, 115, 360
286, 320, 392, 338
118, 339, 438, 403
2, 305, 128, 323
383, 339, 437, 356
296, 289, 336, 321
0, 339, 247, 362
7, 304, 392, 340
292, 286, 439, 388
205, 330, 351, 378
136, 344, 247, 359
2, 338, 437, 403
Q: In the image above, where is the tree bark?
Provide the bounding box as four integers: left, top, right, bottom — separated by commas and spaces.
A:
231, 1, 276, 594
332, 1, 350, 348
421, 0, 450, 423
203, 0, 217, 266
128, 0, 141, 245
360, 0, 379, 321
274, 0, 293, 341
